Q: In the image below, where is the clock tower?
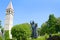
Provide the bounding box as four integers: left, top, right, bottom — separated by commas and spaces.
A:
4, 0, 14, 39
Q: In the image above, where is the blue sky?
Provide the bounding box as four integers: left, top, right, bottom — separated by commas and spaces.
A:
0, 0, 60, 27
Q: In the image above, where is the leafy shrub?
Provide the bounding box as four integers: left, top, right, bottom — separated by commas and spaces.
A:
0, 36, 2, 40
4, 30, 9, 40
11, 23, 31, 40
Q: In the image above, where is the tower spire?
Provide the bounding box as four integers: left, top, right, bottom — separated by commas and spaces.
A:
7, 0, 14, 10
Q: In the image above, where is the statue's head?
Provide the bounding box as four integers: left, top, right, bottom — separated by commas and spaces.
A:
30, 21, 34, 25
32, 21, 34, 24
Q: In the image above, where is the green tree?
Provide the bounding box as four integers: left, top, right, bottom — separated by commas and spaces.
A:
1, 28, 4, 34
0, 20, 3, 33
0, 20, 2, 28
4, 30, 9, 40
37, 28, 40, 36
39, 14, 57, 35
11, 23, 31, 40
0, 36, 2, 40
40, 23, 48, 35
46, 14, 57, 34
55, 17, 60, 32
47, 14, 57, 27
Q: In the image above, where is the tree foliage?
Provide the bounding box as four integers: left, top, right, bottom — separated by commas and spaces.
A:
4, 30, 9, 40
0, 36, 2, 40
11, 23, 31, 40
55, 17, 60, 32
0, 20, 2, 28
39, 14, 60, 36
40, 23, 48, 35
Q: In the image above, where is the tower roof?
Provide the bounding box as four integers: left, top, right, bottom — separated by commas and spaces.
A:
7, 0, 14, 10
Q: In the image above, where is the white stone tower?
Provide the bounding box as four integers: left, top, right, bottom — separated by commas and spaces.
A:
4, 0, 14, 39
